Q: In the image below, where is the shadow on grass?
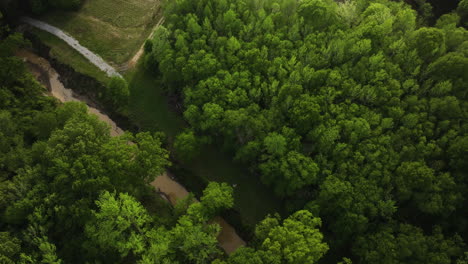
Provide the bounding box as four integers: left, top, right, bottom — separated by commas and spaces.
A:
127, 64, 286, 227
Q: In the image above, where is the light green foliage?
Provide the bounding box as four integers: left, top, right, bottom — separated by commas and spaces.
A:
171, 215, 221, 263
200, 103, 224, 131
139, 228, 174, 264
263, 133, 287, 156
254, 210, 328, 264
84, 183, 231, 263
224, 247, 264, 264
141, 182, 232, 264
200, 182, 234, 217
223, 211, 329, 264
35, 238, 63, 264
85, 191, 151, 257
337, 258, 353, 264
0, 232, 21, 264
457, 253, 468, 264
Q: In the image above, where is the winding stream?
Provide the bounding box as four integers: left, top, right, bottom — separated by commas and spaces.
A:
18, 50, 245, 255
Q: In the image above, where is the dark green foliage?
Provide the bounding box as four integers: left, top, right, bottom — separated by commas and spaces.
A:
107, 77, 130, 112
173, 129, 200, 161
200, 182, 234, 217
354, 224, 463, 264
459, 0, 468, 26
29, 0, 82, 14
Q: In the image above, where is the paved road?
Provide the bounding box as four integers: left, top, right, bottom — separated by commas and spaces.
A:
21, 16, 122, 78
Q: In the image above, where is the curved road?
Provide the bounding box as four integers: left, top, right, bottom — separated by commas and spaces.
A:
21, 16, 122, 78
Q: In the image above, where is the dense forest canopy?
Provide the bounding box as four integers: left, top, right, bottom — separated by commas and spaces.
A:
1, 0, 468, 263
0, 0, 82, 16
0, 11, 329, 263
144, 0, 468, 262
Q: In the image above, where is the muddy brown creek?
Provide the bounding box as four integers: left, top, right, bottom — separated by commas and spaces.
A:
18, 50, 246, 255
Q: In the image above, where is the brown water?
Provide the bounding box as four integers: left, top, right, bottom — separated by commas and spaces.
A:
17, 50, 124, 137
19, 50, 246, 254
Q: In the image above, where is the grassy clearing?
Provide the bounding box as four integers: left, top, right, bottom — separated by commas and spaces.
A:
39, 0, 161, 66
186, 145, 286, 225
127, 64, 285, 226
126, 67, 185, 139
31, 28, 111, 85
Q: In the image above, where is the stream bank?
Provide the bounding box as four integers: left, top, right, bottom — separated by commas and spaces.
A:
18, 50, 246, 255
23, 30, 138, 133
23, 25, 286, 247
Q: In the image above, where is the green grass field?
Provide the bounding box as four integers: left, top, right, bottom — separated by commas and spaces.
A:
31, 28, 111, 85
39, 0, 161, 66
126, 67, 186, 139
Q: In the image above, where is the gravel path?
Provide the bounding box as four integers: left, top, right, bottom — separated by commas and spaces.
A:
21, 16, 122, 78
126, 16, 165, 70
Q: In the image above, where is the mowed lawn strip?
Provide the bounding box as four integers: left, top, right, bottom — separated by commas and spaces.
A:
31, 28, 111, 85
40, 0, 161, 66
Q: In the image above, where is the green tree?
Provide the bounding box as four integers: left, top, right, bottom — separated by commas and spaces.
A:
255, 210, 328, 264
298, 0, 337, 30
174, 129, 199, 161
85, 191, 150, 259
107, 77, 129, 111
411, 27, 446, 62
395, 161, 459, 214
200, 182, 234, 217
263, 132, 287, 156
0, 232, 21, 264
354, 224, 464, 264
